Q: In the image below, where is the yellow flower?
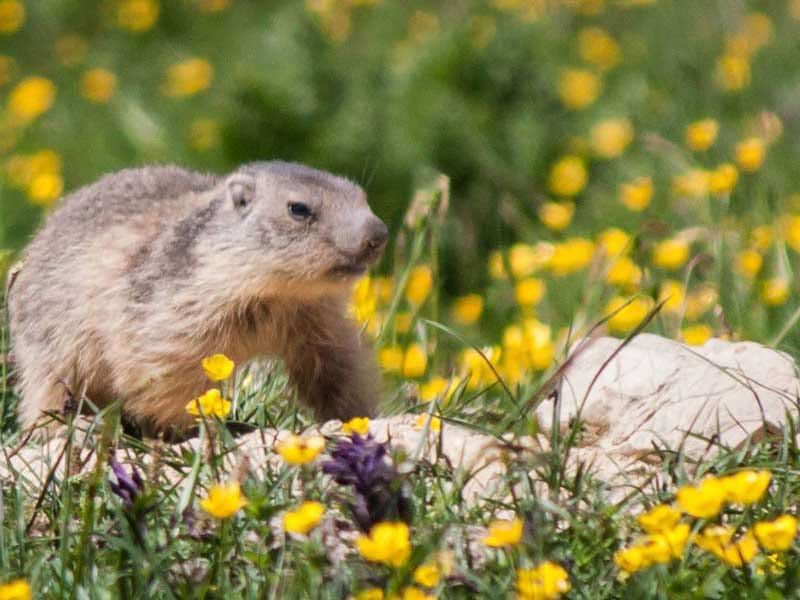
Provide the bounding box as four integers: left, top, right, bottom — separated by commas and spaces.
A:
606, 296, 653, 335
576, 27, 620, 71
185, 388, 231, 419
761, 278, 789, 306
516, 562, 570, 600
614, 545, 647, 573
684, 285, 718, 320
676, 477, 725, 518
672, 169, 709, 198
418, 376, 455, 404
414, 414, 441, 433
379, 346, 404, 373
558, 68, 601, 110
188, 118, 220, 150
283, 501, 325, 535
81, 68, 117, 103
695, 524, 734, 554
640, 524, 691, 564
515, 277, 546, 307
0, 0, 23, 34
652, 239, 690, 271
715, 530, 759, 567
538, 201, 575, 230
201, 353, 235, 381
606, 257, 641, 290
685, 119, 719, 151
342, 417, 370, 436
550, 156, 589, 196
353, 590, 384, 600
658, 280, 685, 314
351, 276, 377, 324
735, 137, 766, 172
413, 562, 441, 588
637, 504, 682, 534
548, 238, 595, 275
598, 228, 630, 257
716, 54, 751, 91
590, 118, 633, 158
0, 579, 31, 600
452, 294, 483, 325
356, 522, 411, 567
736, 249, 762, 278
163, 58, 213, 97
276, 434, 325, 465
27, 172, 63, 206
7, 76, 56, 122
751, 225, 773, 250
405, 265, 433, 305
754, 515, 798, 552
200, 481, 247, 519
682, 324, 713, 346
402, 343, 427, 379
708, 163, 739, 195
781, 214, 800, 253
483, 518, 523, 548
117, 0, 159, 32
398, 588, 434, 600
620, 177, 653, 211
509, 243, 553, 277
720, 470, 771, 505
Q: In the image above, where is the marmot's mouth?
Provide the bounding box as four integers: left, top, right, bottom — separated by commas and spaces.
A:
330, 263, 367, 277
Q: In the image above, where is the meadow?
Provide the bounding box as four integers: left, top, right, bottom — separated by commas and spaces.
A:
2, 0, 800, 598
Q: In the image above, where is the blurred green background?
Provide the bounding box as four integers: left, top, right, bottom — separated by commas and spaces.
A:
2, 0, 800, 352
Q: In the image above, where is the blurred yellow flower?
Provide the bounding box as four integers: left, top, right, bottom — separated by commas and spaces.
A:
188, 118, 220, 151
283, 501, 325, 535
590, 118, 633, 158
516, 561, 570, 600
558, 68, 601, 110
117, 0, 159, 32
0, 0, 23, 34
549, 238, 595, 275
489, 250, 508, 280
414, 413, 441, 432
682, 324, 712, 346
620, 176, 653, 211
413, 561, 441, 588
509, 242, 553, 277
742, 12, 773, 50
598, 228, 630, 257
356, 522, 411, 567
684, 285, 718, 320
342, 417, 370, 435
652, 239, 690, 270
606, 256, 641, 290
708, 163, 739, 195
685, 119, 719, 151
379, 346, 404, 373
418, 376, 455, 403
716, 54, 751, 91
198, 0, 230, 11
202, 353, 235, 381
402, 343, 427, 379
549, 155, 587, 197
375, 276, 393, 304
200, 481, 247, 519
351, 276, 377, 324
398, 587, 434, 600
515, 277, 546, 307
483, 518, 523, 547
394, 311, 413, 334
672, 169, 709, 198
81, 68, 117, 103
276, 433, 325, 465
754, 515, 798, 551
658, 279, 685, 314
751, 225, 773, 250
576, 27, 620, 71
27, 172, 63, 206
163, 58, 213, 97
185, 388, 231, 419
452, 293, 483, 325
761, 278, 789, 306
460, 346, 500, 389
0, 579, 31, 600
538, 201, 574, 230
736, 249, 762, 278
676, 477, 725, 518
720, 470, 770, 505
637, 504, 681, 534
614, 545, 646, 573
714, 530, 759, 567
353, 590, 384, 600
8, 76, 56, 122
695, 524, 734, 553
606, 296, 653, 334
735, 137, 766, 172
405, 265, 433, 305
55, 34, 88, 66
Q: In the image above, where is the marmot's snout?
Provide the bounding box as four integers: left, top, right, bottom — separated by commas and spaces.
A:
359, 216, 389, 262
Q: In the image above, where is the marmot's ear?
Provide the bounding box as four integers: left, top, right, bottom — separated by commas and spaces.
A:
226, 173, 255, 215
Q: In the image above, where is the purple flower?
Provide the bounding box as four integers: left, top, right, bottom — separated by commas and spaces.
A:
322, 435, 412, 531
109, 458, 144, 511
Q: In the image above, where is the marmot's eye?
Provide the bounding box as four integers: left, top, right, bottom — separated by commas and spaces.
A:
288, 202, 312, 220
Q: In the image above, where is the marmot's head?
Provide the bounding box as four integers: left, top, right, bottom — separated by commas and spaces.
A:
210, 161, 387, 297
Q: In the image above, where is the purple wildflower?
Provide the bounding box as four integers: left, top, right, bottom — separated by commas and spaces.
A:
322, 435, 412, 531
109, 458, 144, 511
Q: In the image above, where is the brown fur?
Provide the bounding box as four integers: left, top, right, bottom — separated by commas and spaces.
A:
8, 162, 388, 433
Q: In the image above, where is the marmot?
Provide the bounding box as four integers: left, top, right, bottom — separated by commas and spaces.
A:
8, 162, 388, 433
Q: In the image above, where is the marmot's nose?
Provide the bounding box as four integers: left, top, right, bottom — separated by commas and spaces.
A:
362, 217, 388, 254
